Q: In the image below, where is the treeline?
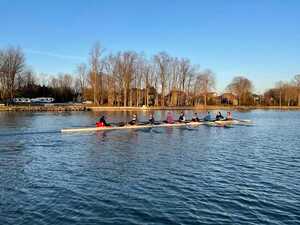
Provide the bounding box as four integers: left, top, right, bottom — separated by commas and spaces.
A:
0, 44, 299, 106
0, 47, 80, 103
264, 78, 300, 106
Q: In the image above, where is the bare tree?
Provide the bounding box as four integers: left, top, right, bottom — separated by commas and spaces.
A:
168, 57, 179, 105
134, 55, 146, 106
227, 76, 253, 106
0, 47, 25, 101
15, 68, 37, 91
89, 42, 105, 105
141, 60, 157, 106
154, 52, 171, 107
294, 74, 300, 106
141, 60, 152, 106
178, 58, 192, 106
195, 69, 215, 106
104, 54, 118, 105
186, 68, 196, 106
75, 63, 88, 100
276, 81, 285, 107
114, 51, 137, 107
22, 69, 37, 88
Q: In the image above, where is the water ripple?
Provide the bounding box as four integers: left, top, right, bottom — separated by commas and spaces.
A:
0, 110, 300, 225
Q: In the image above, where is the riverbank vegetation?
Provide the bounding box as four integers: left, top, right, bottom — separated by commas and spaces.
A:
0, 44, 299, 107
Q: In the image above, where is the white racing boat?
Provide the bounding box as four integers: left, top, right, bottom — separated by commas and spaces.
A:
61, 119, 253, 133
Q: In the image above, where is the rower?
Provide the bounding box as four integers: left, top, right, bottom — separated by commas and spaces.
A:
192, 112, 200, 122
226, 111, 233, 120
203, 112, 212, 121
96, 115, 110, 127
129, 113, 138, 125
149, 114, 155, 124
166, 111, 174, 124
215, 111, 224, 121
178, 111, 186, 122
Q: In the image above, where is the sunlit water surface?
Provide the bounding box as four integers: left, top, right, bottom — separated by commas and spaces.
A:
0, 110, 299, 225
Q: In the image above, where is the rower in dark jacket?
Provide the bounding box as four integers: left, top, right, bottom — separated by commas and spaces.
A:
178, 112, 186, 122
192, 112, 200, 122
149, 114, 155, 124
129, 114, 138, 125
215, 112, 224, 121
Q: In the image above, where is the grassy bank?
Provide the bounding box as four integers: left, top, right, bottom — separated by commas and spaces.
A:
88, 105, 300, 111
0, 104, 87, 112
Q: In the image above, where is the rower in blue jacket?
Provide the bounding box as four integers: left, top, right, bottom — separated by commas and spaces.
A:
203, 112, 212, 121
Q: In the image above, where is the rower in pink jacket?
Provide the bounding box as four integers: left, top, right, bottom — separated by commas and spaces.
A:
166, 112, 174, 124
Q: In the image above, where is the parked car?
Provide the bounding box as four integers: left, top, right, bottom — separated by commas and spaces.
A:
82, 100, 93, 104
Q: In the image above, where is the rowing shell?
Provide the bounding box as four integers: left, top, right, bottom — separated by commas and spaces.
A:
61, 119, 252, 133
61, 121, 204, 133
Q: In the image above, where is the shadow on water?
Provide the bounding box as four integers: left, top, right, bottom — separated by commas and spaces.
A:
0, 130, 59, 137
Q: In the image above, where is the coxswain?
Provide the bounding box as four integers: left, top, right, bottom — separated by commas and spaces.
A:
226, 111, 233, 120
129, 113, 138, 125
215, 111, 224, 121
178, 111, 185, 122
191, 112, 200, 122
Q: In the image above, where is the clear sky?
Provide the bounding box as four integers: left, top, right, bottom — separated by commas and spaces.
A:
1, 0, 299, 93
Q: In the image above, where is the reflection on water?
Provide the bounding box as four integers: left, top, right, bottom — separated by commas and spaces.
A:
0, 110, 300, 225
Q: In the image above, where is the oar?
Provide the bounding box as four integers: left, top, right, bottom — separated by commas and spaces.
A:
232, 118, 246, 122
233, 118, 253, 124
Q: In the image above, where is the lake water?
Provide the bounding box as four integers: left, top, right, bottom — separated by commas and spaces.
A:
0, 110, 299, 225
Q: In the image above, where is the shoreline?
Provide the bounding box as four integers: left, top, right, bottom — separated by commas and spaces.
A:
1, 104, 300, 112
88, 105, 300, 111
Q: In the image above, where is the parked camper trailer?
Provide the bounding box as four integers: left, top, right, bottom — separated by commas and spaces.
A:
30, 97, 55, 104
13, 98, 31, 104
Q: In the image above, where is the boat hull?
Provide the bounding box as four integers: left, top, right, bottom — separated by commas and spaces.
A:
61, 122, 204, 133
61, 119, 253, 133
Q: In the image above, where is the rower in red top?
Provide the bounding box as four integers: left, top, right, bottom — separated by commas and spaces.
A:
96, 115, 110, 127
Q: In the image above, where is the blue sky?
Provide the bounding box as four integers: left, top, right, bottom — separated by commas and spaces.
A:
1, 0, 299, 93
